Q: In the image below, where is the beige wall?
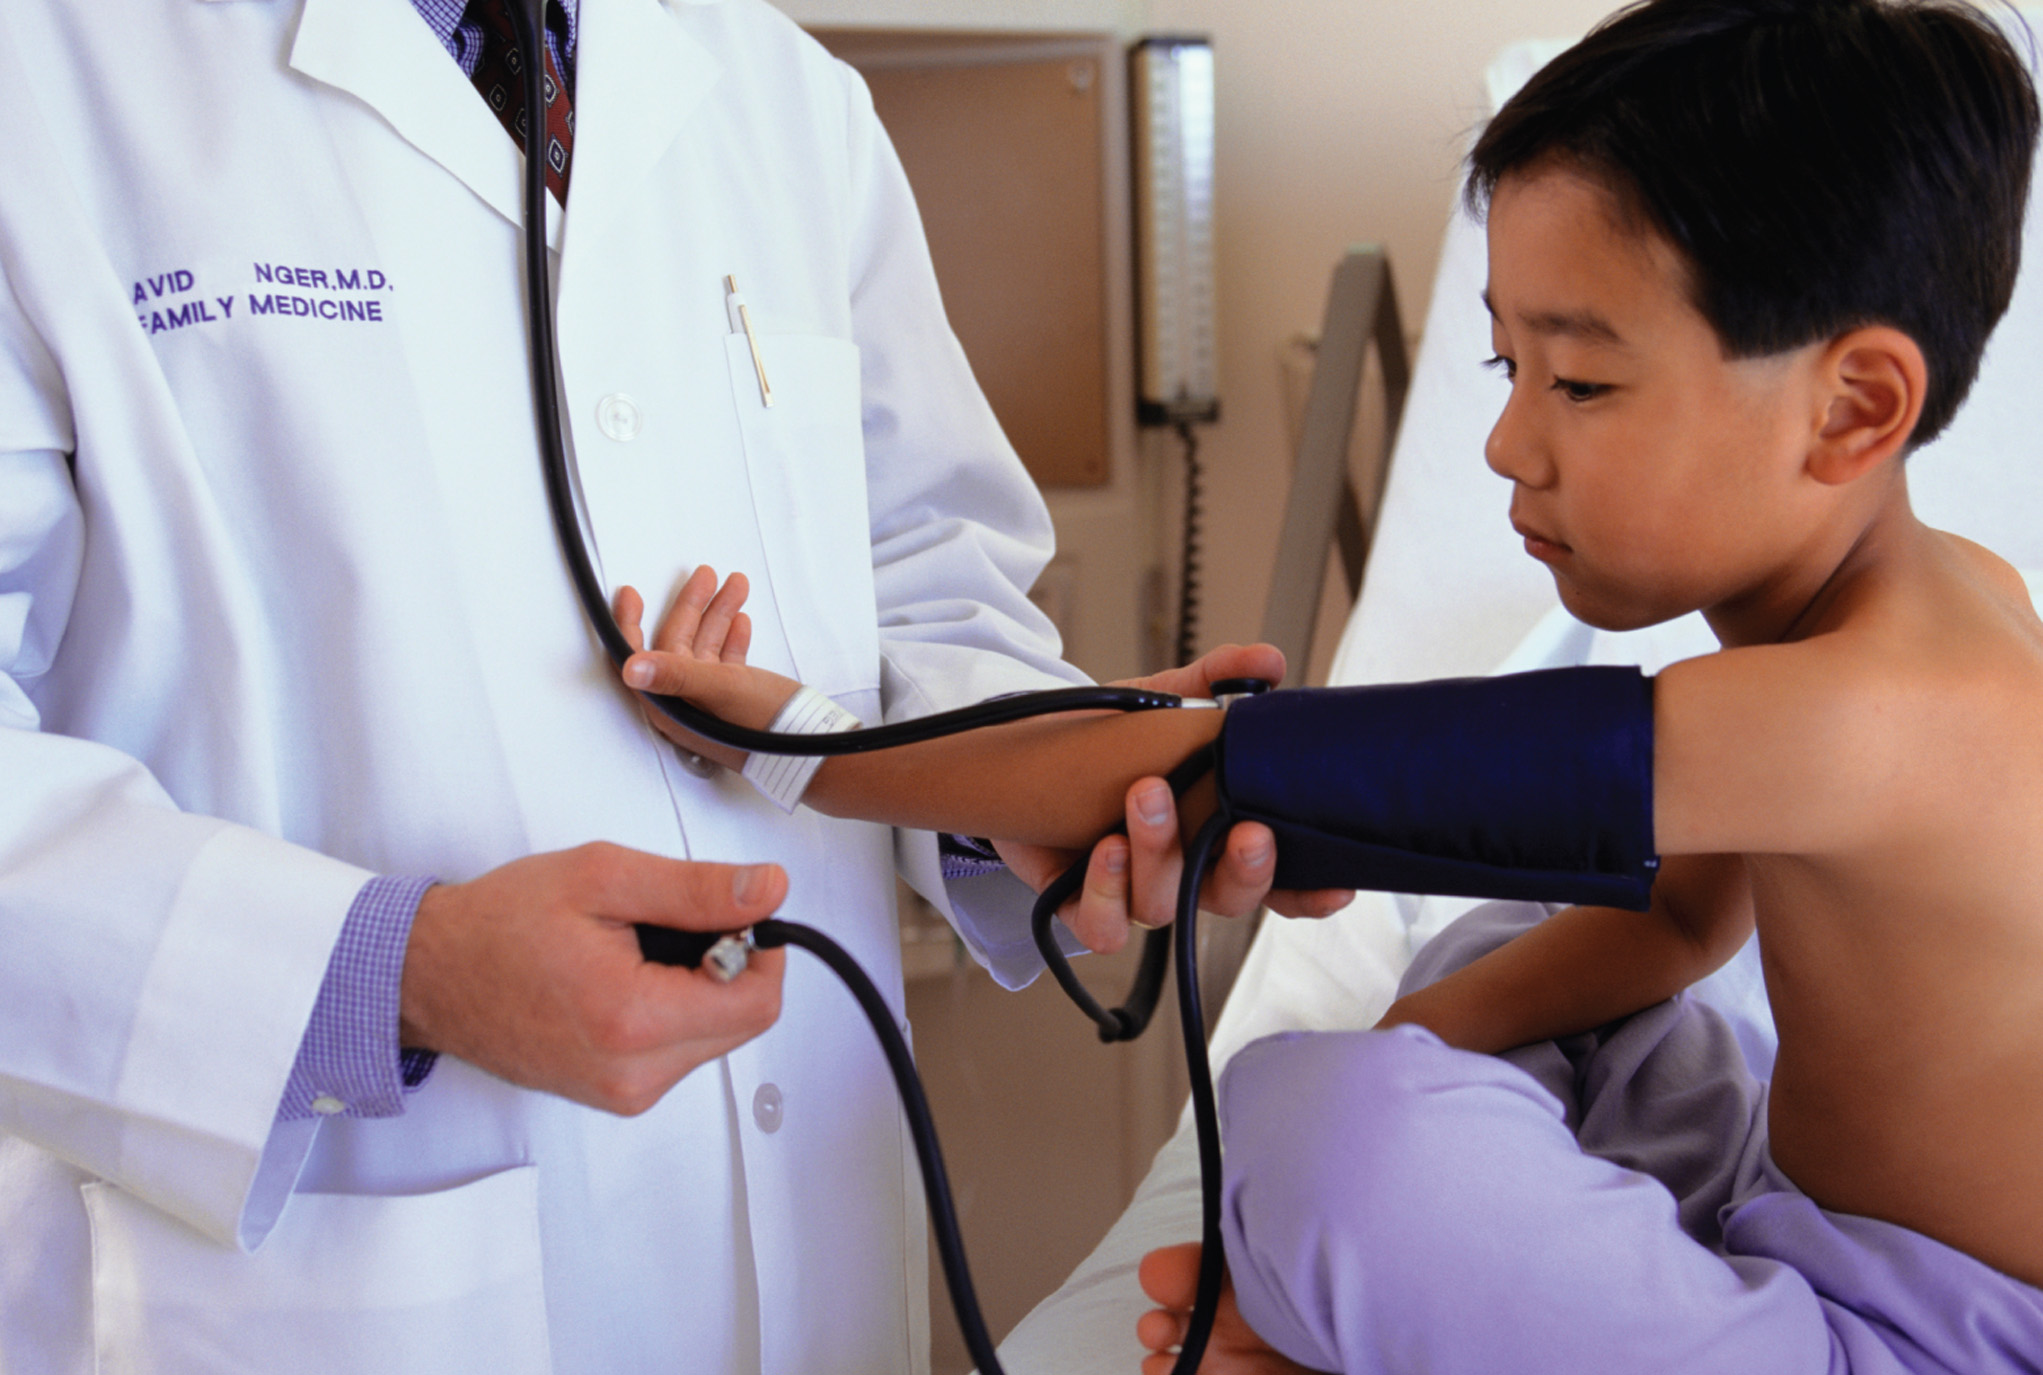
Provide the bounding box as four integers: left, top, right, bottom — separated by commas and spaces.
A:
773, 0, 1144, 32
1130, 0, 1618, 660
772, 0, 1622, 666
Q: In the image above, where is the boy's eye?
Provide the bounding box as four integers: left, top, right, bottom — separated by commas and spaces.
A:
1552, 377, 1611, 403
1482, 354, 1517, 381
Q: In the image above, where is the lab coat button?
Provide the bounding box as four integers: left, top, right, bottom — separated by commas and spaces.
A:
596, 394, 642, 442
752, 1083, 783, 1134
310, 1095, 347, 1116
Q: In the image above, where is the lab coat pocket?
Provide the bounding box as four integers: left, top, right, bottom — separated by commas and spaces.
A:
85, 1166, 552, 1375
725, 333, 881, 699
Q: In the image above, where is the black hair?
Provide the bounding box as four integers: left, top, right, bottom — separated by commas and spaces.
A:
1466, 0, 2039, 445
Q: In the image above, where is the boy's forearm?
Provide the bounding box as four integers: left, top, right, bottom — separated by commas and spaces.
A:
800, 709, 1226, 850
614, 643, 1227, 849
1377, 905, 1692, 1053
1379, 872, 1748, 1055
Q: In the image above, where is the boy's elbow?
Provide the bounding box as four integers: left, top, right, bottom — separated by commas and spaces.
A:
1690, 903, 1756, 978
1656, 852, 1756, 978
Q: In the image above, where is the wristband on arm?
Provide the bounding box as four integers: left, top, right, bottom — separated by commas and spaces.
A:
740, 684, 863, 812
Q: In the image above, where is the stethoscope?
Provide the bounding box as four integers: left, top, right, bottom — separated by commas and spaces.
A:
503, 5, 1235, 1369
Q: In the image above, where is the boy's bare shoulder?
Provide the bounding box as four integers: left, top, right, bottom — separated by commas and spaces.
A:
1826, 533, 2039, 738
1901, 532, 2043, 684
1943, 531, 2043, 621
1650, 532, 2043, 858
1773, 529, 2041, 698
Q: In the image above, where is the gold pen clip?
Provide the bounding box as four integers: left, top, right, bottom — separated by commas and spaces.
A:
725, 274, 773, 409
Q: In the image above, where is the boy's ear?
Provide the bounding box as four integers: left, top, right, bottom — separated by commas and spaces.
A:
1807, 326, 1927, 485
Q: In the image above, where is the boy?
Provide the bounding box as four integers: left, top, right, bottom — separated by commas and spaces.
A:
619, 1, 2043, 1369
1131, 1, 2043, 1370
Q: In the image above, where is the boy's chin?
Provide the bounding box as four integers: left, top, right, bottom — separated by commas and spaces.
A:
1550, 579, 1690, 635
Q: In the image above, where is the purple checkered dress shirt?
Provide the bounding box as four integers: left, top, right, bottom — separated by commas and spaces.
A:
413, 0, 578, 86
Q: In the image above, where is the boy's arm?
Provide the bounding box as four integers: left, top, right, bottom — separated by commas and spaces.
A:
618, 593, 1903, 862
616, 586, 1856, 1022
1378, 852, 1754, 1053
615, 615, 1227, 849
1394, 636, 1912, 1054
618, 582, 1349, 953
1650, 640, 1906, 858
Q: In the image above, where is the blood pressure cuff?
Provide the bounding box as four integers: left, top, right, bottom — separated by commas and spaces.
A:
1214, 666, 1659, 911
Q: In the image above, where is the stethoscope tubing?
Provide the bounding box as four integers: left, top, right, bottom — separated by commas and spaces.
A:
506, 5, 1225, 1370
748, 793, 1228, 1375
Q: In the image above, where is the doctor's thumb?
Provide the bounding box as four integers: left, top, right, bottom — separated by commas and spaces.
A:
729, 863, 786, 914
668, 860, 786, 926
681, 860, 788, 926
606, 853, 789, 932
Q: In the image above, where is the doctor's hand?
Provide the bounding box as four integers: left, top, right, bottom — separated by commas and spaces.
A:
994, 644, 1354, 955
399, 843, 788, 1116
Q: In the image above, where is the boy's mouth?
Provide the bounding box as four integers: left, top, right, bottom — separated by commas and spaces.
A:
1511, 517, 1569, 562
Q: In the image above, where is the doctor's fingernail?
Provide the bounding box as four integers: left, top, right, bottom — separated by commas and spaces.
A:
1136, 784, 1171, 826
1243, 835, 1274, 867
623, 659, 654, 688
1102, 847, 1128, 875
733, 865, 771, 905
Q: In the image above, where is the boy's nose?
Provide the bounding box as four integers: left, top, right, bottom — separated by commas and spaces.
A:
1484, 393, 1555, 489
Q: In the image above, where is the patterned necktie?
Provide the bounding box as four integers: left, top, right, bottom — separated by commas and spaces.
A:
463, 0, 575, 204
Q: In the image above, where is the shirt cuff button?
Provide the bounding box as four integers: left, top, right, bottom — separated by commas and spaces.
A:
310, 1094, 348, 1116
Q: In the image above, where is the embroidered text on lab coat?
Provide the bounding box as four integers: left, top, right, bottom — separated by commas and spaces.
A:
134, 262, 395, 335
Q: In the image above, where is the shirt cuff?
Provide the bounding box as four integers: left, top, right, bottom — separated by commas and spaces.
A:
938, 833, 1007, 880
278, 874, 440, 1122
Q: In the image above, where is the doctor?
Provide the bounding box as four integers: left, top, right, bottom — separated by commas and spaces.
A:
0, 1, 1312, 1372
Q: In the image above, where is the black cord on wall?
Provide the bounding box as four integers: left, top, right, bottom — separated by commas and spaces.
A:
1174, 419, 1203, 667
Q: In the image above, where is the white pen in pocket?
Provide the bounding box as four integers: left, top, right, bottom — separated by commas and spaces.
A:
724, 274, 773, 409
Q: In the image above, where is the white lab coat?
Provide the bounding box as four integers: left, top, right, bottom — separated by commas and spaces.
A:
0, 0, 1082, 1371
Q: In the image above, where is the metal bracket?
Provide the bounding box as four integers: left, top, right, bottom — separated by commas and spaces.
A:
1201, 247, 1410, 1025
1257, 247, 1411, 680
